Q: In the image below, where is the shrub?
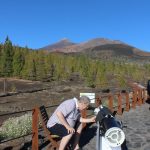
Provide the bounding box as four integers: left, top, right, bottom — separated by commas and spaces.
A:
0, 113, 32, 139
10, 83, 17, 92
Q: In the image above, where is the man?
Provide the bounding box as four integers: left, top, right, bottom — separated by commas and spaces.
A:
47, 96, 96, 150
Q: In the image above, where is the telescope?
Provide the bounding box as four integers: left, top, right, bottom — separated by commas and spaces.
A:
94, 105, 128, 150
147, 80, 150, 96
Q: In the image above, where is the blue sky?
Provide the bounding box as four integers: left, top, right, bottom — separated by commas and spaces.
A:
0, 0, 150, 52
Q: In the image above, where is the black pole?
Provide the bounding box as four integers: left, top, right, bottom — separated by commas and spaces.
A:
96, 122, 100, 150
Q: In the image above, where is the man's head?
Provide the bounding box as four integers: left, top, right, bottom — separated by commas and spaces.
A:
78, 96, 90, 110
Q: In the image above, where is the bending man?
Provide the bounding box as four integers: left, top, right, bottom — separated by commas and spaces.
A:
47, 96, 96, 150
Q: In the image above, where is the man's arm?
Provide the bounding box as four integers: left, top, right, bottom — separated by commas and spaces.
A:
80, 116, 96, 123
56, 111, 75, 133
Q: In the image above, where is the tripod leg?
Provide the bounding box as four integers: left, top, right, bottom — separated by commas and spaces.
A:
96, 123, 100, 150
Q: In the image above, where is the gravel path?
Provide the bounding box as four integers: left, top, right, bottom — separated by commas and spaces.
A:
80, 103, 150, 150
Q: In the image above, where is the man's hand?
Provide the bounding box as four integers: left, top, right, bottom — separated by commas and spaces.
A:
66, 126, 75, 134
56, 111, 75, 134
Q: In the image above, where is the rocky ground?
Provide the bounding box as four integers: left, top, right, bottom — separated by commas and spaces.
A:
0, 78, 150, 150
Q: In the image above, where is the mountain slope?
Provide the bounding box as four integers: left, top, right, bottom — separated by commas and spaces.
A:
40, 38, 150, 58
40, 38, 124, 52
40, 38, 76, 51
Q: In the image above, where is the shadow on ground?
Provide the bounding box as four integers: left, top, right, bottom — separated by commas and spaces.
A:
146, 98, 150, 110
3, 147, 13, 150
79, 124, 97, 148
20, 135, 49, 150
4, 125, 97, 150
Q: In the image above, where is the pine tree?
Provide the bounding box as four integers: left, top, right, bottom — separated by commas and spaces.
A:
2, 36, 14, 76
21, 52, 36, 80
0, 44, 3, 76
13, 47, 25, 77
35, 51, 46, 80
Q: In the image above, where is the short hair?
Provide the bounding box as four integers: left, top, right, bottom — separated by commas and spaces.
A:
79, 96, 90, 104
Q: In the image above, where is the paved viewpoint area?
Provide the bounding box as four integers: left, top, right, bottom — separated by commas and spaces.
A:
80, 103, 150, 150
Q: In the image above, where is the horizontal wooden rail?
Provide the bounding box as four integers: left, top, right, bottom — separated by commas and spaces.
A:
0, 104, 61, 117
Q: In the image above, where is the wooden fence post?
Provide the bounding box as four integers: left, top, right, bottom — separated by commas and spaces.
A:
117, 93, 123, 115
32, 107, 39, 150
81, 109, 87, 129
108, 94, 113, 112
125, 92, 130, 111
132, 89, 136, 109
142, 89, 147, 103
3, 78, 7, 93
138, 88, 142, 106
96, 96, 101, 107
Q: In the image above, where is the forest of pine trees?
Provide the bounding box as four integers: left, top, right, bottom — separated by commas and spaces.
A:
0, 37, 150, 88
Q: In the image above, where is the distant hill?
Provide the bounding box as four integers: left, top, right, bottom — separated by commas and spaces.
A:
39, 38, 76, 51
81, 44, 150, 59
39, 38, 150, 59
40, 38, 124, 52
